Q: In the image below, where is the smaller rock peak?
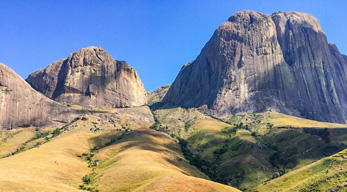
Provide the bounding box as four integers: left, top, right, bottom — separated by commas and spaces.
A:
116, 60, 131, 69
227, 10, 268, 22
66, 46, 115, 68
272, 11, 322, 32
70, 46, 107, 55
232, 10, 263, 16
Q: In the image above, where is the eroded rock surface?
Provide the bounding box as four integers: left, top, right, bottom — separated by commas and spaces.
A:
163, 11, 347, 123
27, 46, 147, 108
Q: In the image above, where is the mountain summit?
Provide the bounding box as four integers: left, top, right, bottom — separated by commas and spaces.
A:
27, 46, 147, 108
163, 10, 347, 123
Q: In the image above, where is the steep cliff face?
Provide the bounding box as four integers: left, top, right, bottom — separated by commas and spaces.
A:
27, 46, 147, 108
163, 11, 347, 123
0, 63, 76, 129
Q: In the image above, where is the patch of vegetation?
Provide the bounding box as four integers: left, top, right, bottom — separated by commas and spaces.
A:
79, 173, 98, 192
184, 120, 194, 132
150, 112, 161, 130
266, 123, 273, 130
32, 130, 50, 140
178, 138, 218, 180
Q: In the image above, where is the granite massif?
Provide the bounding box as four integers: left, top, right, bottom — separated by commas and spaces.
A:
163, 11, 347, 123
27, 46, 147, 108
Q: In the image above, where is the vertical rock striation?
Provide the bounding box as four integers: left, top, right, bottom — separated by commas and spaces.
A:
163, 11, 347, 123
27, 46, 147, 108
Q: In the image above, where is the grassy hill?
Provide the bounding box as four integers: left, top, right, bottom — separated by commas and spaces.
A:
254, 148, 347, 191
0, 109, 239, 192
151, 107, 347, 190
91, 128, 239, 192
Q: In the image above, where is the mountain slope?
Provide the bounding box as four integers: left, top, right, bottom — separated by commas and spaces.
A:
92, 128, 240, 192
163, 10, 347, 123
254, 148, 347, 192
27, 46, 147, 108
0, 113, 239, 192
151, 107, 347, 190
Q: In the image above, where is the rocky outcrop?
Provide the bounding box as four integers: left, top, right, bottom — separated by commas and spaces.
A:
0, 63, 77, 129
27, 46, 147, 108
163, 11, 347, 123
147, 84, 171, 105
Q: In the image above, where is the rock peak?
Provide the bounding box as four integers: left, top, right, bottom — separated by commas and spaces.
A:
227, 10, 268, 23
27, 47, 147, 108
272, 11, 322, 33
163, 10, 347, 123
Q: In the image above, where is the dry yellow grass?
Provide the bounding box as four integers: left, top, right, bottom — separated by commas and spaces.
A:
0, 118, 97, 192
0, 112, 239, 192
0, 128, 35, 158
93, 128, 240, 192
191, 119, 230, 131
267, 112, 347, 128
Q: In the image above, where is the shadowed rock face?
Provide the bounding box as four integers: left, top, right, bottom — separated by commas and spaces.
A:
163, 11, 347, 123
0, 63, 77, 129
27, 46, 147, 108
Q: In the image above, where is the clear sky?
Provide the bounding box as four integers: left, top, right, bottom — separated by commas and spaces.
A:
1, 0, 346, 91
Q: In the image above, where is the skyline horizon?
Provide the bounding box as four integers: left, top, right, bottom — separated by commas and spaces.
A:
1, 1, 347, 91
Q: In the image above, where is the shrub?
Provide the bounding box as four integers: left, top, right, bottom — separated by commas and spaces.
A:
82, 174, 91, 184
266, 123, 274, 129
52, 128, 61, 137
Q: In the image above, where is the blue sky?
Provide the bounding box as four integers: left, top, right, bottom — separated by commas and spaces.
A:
1, 0, 346, 91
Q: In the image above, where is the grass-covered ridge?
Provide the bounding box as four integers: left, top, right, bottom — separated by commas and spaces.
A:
254, 148, 347, 191
151, 107, 347, 190
0, 108, 239, 192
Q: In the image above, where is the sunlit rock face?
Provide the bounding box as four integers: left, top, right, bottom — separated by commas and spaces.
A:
27, 46, 147, 108
0, 63, 76, 129
163, 11, 347, 123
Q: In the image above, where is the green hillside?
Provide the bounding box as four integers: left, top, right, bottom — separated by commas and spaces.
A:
151, 107, 347, 190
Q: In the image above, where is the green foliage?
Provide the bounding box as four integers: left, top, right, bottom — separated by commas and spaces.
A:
82, 174, 91, 184
79, 173, 99, 192
257, 149, 347, 191
150, 112, 161, 130
52, 128, 61, 137
234, 122, 250, 130
32, 131, 50, 140
270, 170, 285, 179
266, 123, 273, 129
184, 120, 194, 132
221, 126, 235, 135
178, 138, 217, 180
151, 108, 347, 190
